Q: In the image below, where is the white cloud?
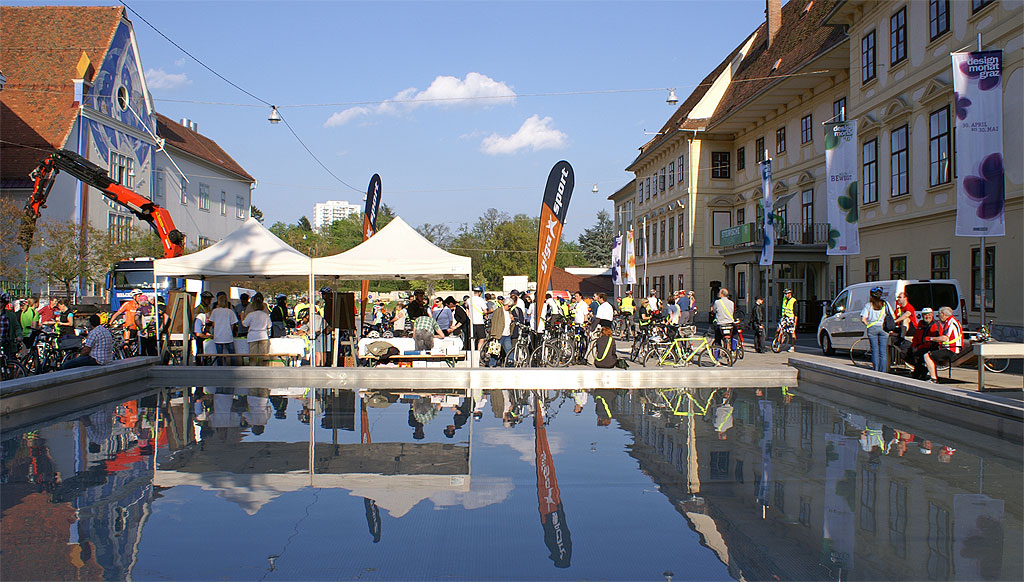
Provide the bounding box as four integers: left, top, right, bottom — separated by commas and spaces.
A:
173, 58, 186, 67
146, 68, 191, 90
324, 72, 515, 127
480, 115, 567, 155
481, 428, 564, 464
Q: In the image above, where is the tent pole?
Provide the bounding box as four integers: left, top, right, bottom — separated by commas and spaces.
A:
309, 263, 316, 370
468, 269, 475, 367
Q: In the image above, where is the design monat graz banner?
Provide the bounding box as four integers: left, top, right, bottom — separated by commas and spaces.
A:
952, 50, 1005, 237
535, 161, 574, 324
361, 174, 382, 314
824, 120, 860, 255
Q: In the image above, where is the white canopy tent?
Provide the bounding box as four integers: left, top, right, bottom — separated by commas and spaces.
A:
312, 216, 471, 280
153, 217, 312, 281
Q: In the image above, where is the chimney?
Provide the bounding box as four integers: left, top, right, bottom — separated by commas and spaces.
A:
180, 117, 191, 130
766, 0, 782, 48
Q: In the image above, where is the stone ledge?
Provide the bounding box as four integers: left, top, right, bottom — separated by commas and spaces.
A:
1, 357, 160, 397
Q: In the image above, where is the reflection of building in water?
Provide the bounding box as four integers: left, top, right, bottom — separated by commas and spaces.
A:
613, 389, 1023, 581
1, 399, 161, 581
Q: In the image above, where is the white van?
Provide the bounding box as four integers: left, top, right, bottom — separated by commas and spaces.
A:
817, 279, 964, 354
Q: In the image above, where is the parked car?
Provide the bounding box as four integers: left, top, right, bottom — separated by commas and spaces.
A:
817, 279, 965, 355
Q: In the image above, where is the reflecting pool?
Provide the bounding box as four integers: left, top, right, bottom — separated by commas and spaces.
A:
1, 386, 1021, 581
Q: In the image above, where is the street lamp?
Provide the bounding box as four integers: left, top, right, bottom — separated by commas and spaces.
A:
666, 89, 679, 105
268, 106, 282, 124
591, 184, 599, 194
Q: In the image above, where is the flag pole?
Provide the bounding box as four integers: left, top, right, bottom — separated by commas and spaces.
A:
977, 33, 985, 331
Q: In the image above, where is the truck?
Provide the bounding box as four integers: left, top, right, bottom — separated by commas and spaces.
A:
104, 258, 186, 311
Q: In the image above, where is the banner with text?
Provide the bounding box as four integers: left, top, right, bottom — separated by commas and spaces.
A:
535, 395, 572, 568
759, 159, 774, 266
825, 120, 860, 255
625, 229, 638, 284
360, 174, 383, 316
535, 161, 575, 325
952, 50, 1005, 237
611, 235, 623, 285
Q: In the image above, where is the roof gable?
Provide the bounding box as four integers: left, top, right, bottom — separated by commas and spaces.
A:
156, 114, 254, 181
0, 6, 124, 185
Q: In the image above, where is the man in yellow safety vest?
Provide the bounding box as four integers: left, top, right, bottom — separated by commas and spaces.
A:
780, 288, 798, 351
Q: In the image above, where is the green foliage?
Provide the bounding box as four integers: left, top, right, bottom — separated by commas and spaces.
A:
250, 205, 264, 223
576, 210, 613, 267
297, 216, 312, 231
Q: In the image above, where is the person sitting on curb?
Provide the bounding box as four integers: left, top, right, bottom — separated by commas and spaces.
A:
62, 315, 114, 369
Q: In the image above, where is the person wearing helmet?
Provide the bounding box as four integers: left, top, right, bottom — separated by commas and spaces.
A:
110, 290, 143, 341
860, 286, 890, 373
779, 288, 798, 351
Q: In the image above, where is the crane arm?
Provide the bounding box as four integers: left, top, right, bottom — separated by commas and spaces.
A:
18, 149, 185, 258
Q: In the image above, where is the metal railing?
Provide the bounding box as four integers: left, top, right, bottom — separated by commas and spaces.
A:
721, 222, 829, 248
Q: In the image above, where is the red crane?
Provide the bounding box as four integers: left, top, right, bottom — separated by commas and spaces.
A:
18, 148, 185, 258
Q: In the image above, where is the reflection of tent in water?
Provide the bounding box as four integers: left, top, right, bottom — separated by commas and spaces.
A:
154, 439, 510, 518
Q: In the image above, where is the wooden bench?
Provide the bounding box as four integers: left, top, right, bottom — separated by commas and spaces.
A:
195, 353, 302, 366
365, 353, 466, 368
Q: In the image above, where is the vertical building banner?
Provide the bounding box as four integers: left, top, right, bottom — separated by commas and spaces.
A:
360, 174, 382, 317
611, 235, 623, 285
534, 394, 572, 568
535, 161, 575, 325
824, 120, 860, 255
759, 159, 775, 266
625, 229, 638, 284
822, 433, 858, 572
952, 51, 1005, 236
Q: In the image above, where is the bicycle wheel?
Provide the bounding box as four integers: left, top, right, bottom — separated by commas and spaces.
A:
984, 358, 1010, 373
2, 359, 29, 381
505, 342, 528, 367
771, 332, 788, 353
698, 344, 732, 367
733, 339, 744, 360
850, 337, 872, 369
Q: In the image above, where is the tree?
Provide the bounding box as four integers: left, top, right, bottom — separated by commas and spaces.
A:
250, 205, 264, 223
577, 210, 615, 267
0, 197, 26, 283
32, 220, 92, 300
416, 222, 454, 248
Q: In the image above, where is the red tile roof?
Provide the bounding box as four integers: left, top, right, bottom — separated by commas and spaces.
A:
156, 113, 253, 181
0, 6, 124, 187
709, 0, 846, 126
549, 266, 613, 296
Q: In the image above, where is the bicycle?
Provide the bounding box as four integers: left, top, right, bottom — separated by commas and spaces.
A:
504, 322, 537, 367
966, 319, 1009, 373
645, 328, 734, 367
850, 335, 950, 373
771, 318, 796, 353
2, 347, 29, 381
612, 313, 635, 341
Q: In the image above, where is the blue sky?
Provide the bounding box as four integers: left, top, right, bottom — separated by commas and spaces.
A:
22, 1, 769, 237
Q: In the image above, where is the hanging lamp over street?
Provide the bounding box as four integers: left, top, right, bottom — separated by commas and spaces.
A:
666, 89, 678, 105
268, 106, 282, 124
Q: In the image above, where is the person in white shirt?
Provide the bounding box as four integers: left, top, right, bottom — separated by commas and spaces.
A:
647, 292, 659, 313
208, 294, 239, 365
572, 292, 589, 326
242, 293, 272, 366
595, 293, 615, 328
470, 286, 488, 350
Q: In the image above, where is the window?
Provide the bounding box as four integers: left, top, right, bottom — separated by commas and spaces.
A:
866, 258, 880, 282
220, 191, 227, 215
651, 222, 658, 255
678, 215, 685, 249
108, 213, 131, 244
862, 30, 876, 83
890, 7, 906, 65
863, 139, 878, 203
888, 481, 908, 558
737, 271, 746, 299
835, 265, 845, 296
677, 155, 685, 186
659, 167, 666, 192
929, 0, 949, 40
799, 497, 811, 527
198, 236, 213, 249
834, 98, 846, 121
737, 208, 745, 224
775, 482, 786, 513
929, 107, 951, 186
971, 246, 995, 310
710, 451, 730, 481
180, 178, 188, 205
927, 503, 951, 580
736, 147, 745, 171
660, 219, 666, 253
109, 152, 133, 189
668, 216, 675, 251
775, 205, 788, 227
153, 171, 165, 204
236, 196, 246, 219
712, 211, 732, 246
645, 177, 651, 200
972, 0, 994, 13
776, 127, 786, 154
801, 189, 814, 243
800, 403, 813, 450
711, 152, 731, 179
931, 251, 949, 279
756, 203, 764, 228
801, 115, 813, 144
668, 161, 675, 188
755, 137, 766, 162
860, 465, 877, 533
890, 256, 907, 279
891, 126, 909, 197
198, 183, 210, 211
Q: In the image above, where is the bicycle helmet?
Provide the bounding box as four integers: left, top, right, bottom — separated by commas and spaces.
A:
869, 286, 884, 299
319, 286, 333, 294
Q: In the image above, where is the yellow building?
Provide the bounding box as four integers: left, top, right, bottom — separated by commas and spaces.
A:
616, 0, 1022, 339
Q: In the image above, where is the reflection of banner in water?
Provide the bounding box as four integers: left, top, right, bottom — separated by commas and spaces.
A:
822, 433, 858, 571
756, 400, 772, 505
535, 398, 572, 568
361, 397, 382, 543
953, 494, 1004, 581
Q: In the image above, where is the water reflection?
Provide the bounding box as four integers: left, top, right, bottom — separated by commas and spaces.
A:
0, 386, 1020, 581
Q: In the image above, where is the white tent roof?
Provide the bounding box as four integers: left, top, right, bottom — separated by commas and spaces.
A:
313, 216, 471, 280
153, 217, 311, 280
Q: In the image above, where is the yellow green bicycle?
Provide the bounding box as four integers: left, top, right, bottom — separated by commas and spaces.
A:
644, 332, 734, 367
